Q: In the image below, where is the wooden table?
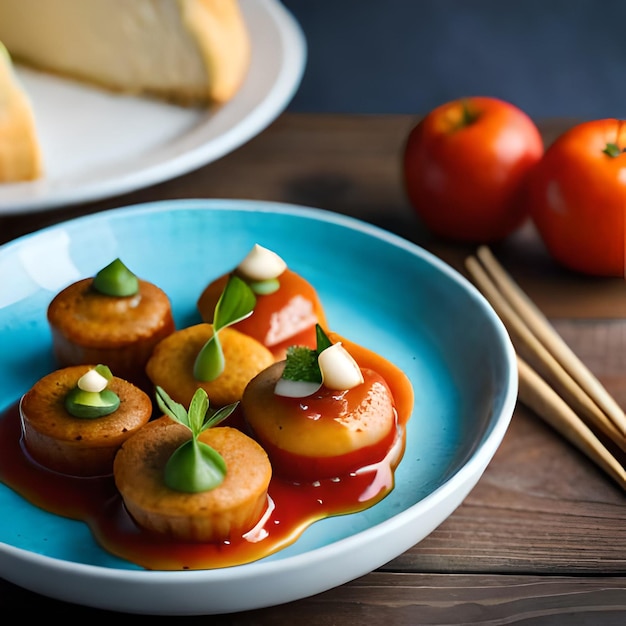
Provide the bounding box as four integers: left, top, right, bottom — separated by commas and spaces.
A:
1, 114, 624, 623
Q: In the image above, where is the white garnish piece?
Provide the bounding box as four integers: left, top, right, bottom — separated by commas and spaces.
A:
319, 343, 364, 390
274, 378, 322, 398
237, 244, 287, 281
77, 369, 108, 393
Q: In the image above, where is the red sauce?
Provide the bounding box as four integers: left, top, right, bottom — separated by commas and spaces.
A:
245, 369, 399, 482
199, 270, 327, 358
0, 404, 404, 571
0, 337, 414, 572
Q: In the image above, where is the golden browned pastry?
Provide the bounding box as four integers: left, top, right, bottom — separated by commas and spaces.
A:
0, 41, 42, 182
114, 416, 272, 542
146, 323, 274, 408
20, 364, 152, 477
0, 0, 250, 106
47, 264, 175, 391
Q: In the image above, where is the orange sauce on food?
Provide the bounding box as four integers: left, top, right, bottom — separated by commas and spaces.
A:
199, 270, 327, 358
246, 369, 399, 482
0, 339, 413, 572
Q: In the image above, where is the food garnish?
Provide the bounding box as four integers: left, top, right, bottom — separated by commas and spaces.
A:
193, 275, 256, 381
64, 364, 120, 418
92, 258, 139, 297
318, 342, 365, 390
235, 244, 287, 295
155, 386, 237, 493
274, 325, 364, 397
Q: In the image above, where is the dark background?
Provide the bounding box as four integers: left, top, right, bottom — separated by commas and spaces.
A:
282, 0, 625, 120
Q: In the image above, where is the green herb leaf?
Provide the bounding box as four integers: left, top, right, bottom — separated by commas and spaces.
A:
194, 275, 256, 381
164, 440, 227, 493
202, 402, 239, 432
188, 384, 210, 434
193, 331, 225, 381
156, 385, 190, 428
155, 386, 238, 493
213, 274, 256, 331
94, 364, 113, 381
282, 345, 322, 383
279, 324, 335, 386
315, 324, 333, 352
92, 258, 139, 297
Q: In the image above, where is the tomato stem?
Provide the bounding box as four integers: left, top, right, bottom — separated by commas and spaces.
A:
460, 99, 478, 127
603, 142, 624, 158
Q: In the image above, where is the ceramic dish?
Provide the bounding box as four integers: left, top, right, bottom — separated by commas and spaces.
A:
0, 199, 517, 615
0, 0, 305, 215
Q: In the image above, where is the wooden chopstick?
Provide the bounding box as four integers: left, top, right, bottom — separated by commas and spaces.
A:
465, 253, 624, 450
464, 247, 625, 490
517, 356, 625, 490
476, 245, 626, 437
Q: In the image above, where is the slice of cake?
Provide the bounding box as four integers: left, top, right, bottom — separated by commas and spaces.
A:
0, 41, 42, 182
0, 0, 250, 106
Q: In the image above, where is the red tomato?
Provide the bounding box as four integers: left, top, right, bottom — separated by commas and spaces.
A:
528, 119, 626, 277
403, 96, 544, 242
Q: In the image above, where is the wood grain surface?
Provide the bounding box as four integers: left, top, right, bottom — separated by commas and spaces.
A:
1, 113, 624, 624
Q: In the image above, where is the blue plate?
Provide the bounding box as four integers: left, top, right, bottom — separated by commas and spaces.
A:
0, 199, 517, 615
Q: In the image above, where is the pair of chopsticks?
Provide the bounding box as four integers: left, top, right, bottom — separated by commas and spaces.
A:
465, 246, 626, 491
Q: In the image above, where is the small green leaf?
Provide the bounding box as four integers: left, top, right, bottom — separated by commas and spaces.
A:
194, 275, 256, 381
92, 258, 139, 297
93, 364, 113, 381
193, 333, 225, 382
202, 402, 239, 432
188, 384, 210, 433
214, 274, 256, 331
315, 324, 333, 352
164, 440, 226, 493
156, 386, 191, 428
155, 386, 238, 493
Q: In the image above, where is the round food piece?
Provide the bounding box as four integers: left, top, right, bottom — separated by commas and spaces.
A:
20, 364, 152, 477
197, 269, 327, 360
114, 417, 272, 543
242, 362, 398, 482
145, 323, 274, 408
47, 277, 175, 391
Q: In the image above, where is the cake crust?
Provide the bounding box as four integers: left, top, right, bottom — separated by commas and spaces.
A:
20, 364, 153, 476
146, 323, 274, 408
114, 417, 272, 542
47, 277, 175, 388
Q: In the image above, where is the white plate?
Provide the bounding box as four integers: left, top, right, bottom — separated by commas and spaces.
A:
0, 0, 305, 215
0, 199, 517, 615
